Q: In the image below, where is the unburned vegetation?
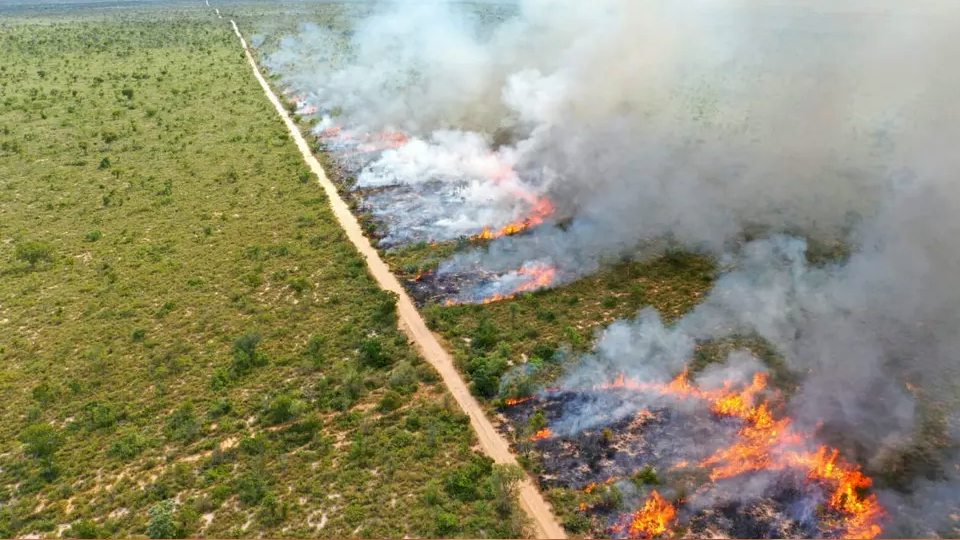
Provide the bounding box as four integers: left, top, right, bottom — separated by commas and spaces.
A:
0, 9, 527, 539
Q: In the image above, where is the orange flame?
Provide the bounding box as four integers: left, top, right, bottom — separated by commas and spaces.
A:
444, 263, 558, 306
472, 156, 556, 240
340, 132, 410, 157
584, 482, 599, 494
504, 396, 534, 406
627, 491, 677, 539
412, 269, 433, 282
473, 197, 556, 241
594, 369, 884, 538
530, 428, 552, 441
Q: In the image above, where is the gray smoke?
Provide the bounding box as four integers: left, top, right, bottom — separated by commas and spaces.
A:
259, 0, 960, 533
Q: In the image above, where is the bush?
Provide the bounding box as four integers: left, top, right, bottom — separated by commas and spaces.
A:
230, 332, 268, 378
82, 401, 120, 430
31, 381, 59, 406
490, 464, 525, 516
467, 354, 509, 398
84, 230, 102, 242
239, 435, 266, 455
147, 501, 177, 539
443, 454, 494, 502
388, 361, 418, 394
262, 393, 307, 425
563, 513, 591, 533
15, 241, 54, 267
303, 334, 326, 369
109, 431, 146, 461
63, 519, 104, 539
18, 424, 64, 460
235, 473, 269, 506
377, 391, 403, 413
359, 337, 390, 368
435, 512, 458, 535
165, 403, 199, 443
471, 319, 499, 352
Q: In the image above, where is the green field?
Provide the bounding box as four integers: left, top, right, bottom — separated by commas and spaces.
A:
0, 8, 528, 539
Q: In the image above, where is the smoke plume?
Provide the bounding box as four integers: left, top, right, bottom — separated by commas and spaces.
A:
260, 0, 960, 534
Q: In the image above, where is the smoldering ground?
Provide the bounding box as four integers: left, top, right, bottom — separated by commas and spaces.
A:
260, 0, 960, 535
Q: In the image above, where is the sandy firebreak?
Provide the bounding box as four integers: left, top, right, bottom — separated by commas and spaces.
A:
228, 17, 566, 540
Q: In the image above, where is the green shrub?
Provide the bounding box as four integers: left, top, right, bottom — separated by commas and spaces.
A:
147, 500, 177, 539
443, 454, 494, 501
230, 332, 268, 378
85, 230, 102, 242
435, 512, 458, 535
471, 319, 499, 351
15, 240, 54, 267
239, 435, 266, 456
235, 473, 269, 506
303, 334, 326, 369
109, 431, 146, 461
63, 519, 104, 539
82, 401, 120, 430
377, 391, 403, 413
359, 337, 390, 368
165, 403, 199, 443
262, 393, 307, 425
18, 424, 64, 460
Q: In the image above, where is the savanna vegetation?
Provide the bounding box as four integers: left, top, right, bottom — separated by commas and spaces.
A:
0, 7, 528, 539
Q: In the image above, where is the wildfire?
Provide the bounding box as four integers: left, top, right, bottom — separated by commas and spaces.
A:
412, 269, 433, 282
340, 132, 410, 157
471, 154, 557, 241
474, 197, 557, 241
504, 396, 535, 406
623, 491, 677, 539
316, 127, 410, 157
530, 428, 553, 441
444, 262, 558, 306
593, 369, 884, 538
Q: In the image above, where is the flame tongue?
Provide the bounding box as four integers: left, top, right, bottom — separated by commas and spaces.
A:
624, 491, 677, 539
445, 262, 558, 306
530, 428, 553, 441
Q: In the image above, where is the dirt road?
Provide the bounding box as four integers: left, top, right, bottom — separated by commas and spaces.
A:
228, 19, 566, 540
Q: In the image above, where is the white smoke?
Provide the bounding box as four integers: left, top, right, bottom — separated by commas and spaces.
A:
259, 0, 960, 532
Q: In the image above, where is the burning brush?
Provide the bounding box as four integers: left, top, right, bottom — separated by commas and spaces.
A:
502, 368, 885, 539
443, 261, 559, 306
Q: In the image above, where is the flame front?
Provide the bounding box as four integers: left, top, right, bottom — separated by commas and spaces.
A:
594, 370, 884, 539
625, 491, 677, 539
445, 262, 558, 306
530, 428, 552, 441
505, 396, 535, 406
473, 157, 556, 240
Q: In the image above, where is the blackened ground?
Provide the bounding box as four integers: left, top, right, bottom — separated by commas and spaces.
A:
499, 390, 874, 539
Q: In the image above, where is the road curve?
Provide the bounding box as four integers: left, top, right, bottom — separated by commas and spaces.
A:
228, 19, 566, 540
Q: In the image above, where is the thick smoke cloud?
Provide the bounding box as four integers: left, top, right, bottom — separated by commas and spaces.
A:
261, 0, 960, 534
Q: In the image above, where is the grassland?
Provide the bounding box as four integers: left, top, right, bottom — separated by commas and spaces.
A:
0, 9, 529, 539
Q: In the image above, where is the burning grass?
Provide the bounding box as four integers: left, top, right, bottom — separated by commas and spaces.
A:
500, 368, 884, 539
